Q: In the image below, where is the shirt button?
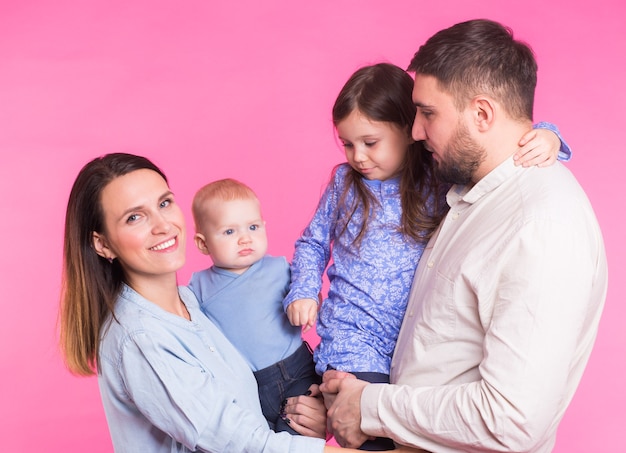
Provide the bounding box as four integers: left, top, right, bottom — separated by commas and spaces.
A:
427, 261, 434, 268
209, 346, 216, 352
452, 212, 460, 220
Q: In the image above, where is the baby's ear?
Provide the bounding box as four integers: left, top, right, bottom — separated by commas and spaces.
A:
194, 233, 211, 255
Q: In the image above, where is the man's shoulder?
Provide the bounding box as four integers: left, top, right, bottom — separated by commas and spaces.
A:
510, 163, 598, 227
518, 163, 587, 204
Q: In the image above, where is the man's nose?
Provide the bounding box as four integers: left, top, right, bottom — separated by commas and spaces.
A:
412, 119, 426, 141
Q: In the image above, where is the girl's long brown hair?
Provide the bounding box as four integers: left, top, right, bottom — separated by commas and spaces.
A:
332, 63, 447, 247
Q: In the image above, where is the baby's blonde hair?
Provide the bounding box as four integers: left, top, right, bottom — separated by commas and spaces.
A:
192, 178, 259, 230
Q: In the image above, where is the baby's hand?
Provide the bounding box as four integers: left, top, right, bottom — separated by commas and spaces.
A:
286, 298, 318, 333
514, 128, 560, 167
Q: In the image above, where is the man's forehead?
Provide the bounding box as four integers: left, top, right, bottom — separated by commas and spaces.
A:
412, 74, 441, 105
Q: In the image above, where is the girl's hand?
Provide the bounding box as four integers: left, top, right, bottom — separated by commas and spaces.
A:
514, 128, 560, 167
286, 298, 318, 333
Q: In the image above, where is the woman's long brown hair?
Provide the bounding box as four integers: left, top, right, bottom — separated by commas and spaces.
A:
59, 153, 167, 375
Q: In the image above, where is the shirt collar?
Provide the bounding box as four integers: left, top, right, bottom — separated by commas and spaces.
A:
447, 157, 523, 207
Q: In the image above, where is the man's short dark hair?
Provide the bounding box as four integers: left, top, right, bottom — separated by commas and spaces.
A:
408, 19, 537, 120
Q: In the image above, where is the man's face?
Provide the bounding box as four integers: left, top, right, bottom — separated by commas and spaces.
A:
411, 74, 485, 185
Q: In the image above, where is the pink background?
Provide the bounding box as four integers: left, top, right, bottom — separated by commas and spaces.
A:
0, 1, 624, 451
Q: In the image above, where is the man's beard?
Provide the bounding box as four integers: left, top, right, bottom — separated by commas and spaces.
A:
433, 120, 486, 185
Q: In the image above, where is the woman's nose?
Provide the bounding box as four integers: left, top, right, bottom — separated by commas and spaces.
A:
152, 213, 172, 234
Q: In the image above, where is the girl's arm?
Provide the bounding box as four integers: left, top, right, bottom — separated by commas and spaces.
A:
514, 122, 572, 167
283, 168, 344, 312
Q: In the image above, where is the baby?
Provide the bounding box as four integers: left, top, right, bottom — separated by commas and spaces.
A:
188, 178, 319, 435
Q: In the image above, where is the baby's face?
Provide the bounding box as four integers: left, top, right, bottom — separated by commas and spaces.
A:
199, 198, 268, 274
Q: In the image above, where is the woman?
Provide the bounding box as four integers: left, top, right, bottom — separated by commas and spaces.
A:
59, 153, 377, 452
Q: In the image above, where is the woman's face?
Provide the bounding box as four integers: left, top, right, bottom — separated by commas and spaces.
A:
93, 169, 186, 287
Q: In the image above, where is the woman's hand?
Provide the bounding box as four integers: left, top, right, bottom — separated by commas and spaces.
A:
282, 384, 328, 439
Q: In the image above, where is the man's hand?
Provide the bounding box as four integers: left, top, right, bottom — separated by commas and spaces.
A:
320, 370, 371, 447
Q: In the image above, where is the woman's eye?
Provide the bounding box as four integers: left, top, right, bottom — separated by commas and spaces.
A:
160, 198, 172, 208
126, 214, 139, 223
365, 141, 377, 147
342, 142, 353, 149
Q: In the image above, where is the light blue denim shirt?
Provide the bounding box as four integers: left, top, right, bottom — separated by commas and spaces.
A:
98, 285, 325, 452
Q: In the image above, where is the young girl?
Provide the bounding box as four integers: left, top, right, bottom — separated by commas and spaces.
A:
283, 63, 570, 449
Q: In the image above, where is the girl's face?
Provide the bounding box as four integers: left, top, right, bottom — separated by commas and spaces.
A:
336, 109, 413, 181
92, 169, 186, 288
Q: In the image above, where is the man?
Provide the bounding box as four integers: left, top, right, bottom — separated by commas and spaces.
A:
321, 19, 607, 452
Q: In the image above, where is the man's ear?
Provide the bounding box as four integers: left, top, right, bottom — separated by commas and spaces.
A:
471, 96, 496, 132
92, 232, 116, 260
194, 233, 211, 255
